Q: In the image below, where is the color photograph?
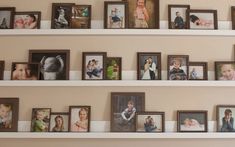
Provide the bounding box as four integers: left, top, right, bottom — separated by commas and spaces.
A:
106, 57, 122, 80
217, 105, 235, 132
11, 62, 39, 80
215, 62, 235, 80
50, 112, 69, 132
31, 108, 51, 132
71, 5, 91, 29
14, 12, 41, 29
189, 62, 208, 80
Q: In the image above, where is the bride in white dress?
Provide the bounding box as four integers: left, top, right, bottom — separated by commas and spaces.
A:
142, 59, 151, 80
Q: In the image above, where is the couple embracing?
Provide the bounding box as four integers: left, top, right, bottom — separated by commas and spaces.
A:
142, 57, 156, 80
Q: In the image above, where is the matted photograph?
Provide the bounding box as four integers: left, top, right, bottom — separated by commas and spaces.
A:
217, 105, 235, 132
187, 9, 218, 30
177, 110, 208, 132
231, 6, 235, 30
0, 98, 19, 132
168, 5, 190, 29
189, 62, 208, 80
14, 11, 41, 29
137, 52, 161, 80
111, 92, 145, 132
31, 108, 51, 132
167, 55, 189, 80
215, 61, 235, 80
136, 112, 165, 132
82, 52, 107, 80
106, 57, 122, 80
71, 5, 91, 29
0, 7, 15, 29
104, 1, 128, 29
28, 50, 70, 80
0, 61, 5, 80
69, 106, 91, 132
124, 0, 159, 29
50, 112, 69, 132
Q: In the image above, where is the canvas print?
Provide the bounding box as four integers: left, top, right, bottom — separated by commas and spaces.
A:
31, 108, 51, 132
189, 62, 208, 80
0, 7, 15, 29
217, 105, 235, 132
106, 57, 122, 80
71, 5, 91, 29
14, 12, 41, 29
0, 61, 5, 80
111, 92, 145, 132
215, 62, 235, 80
50, 112, 69, 132
11, 62, 39, 80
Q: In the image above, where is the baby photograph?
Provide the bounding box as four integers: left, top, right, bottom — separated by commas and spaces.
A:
14, 12, 41, 29
31, 108, 51, 132
169, 5, 189, 29
189, 11, 216, 29
71, 5, 91, 29
215, 62, 235, 80
50, 113, 69, 132
0, 103, 13, 129
11, 63, 39, 80
217, 105, 235, 132
168, 56, 188, 80
189, 66, 204, 80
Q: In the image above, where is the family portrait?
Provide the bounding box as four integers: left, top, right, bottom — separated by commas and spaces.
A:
106, 57, 122, 80
215, 62, 235, 80
217, 105, 235, 132
50, 113, 69, 132
0, 7, 15, 29
71, 5, 91, 29
14, 12, 41, 29
11, 62, 39, 80
0, 61, 4, 80
31, 108, 51, 132
189, 62, 208, 80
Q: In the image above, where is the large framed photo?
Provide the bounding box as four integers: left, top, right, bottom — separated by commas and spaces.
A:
82, 52, 107, 80
217, 105, 235, 132
231, 7, 235, 30
106, 57, 122, 80
137, 52, 161, 80
111, 92, 145, 132
71, 5, 91, 29
69, 106, 91, 132
177, 110, 208, 132
50, 112, 69, 132
0, 61, 5, 80
189, 62, 208, 80
29, 50, 70, 80
0, 98, 19, 132
14, 11, 41, 29
136, 112, 165, 133
124, 0, 159, 29
168, 5, 190, 29
167, 55, 189, 80
31, 108, 51, 132
0, 7, 15, 29
104, 1, 128, 29
187, 9, 218, 30
215, 61, 235, 80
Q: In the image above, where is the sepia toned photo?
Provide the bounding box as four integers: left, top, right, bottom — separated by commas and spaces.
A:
0, 61, 5, 80
215, 61, 235, 80
189, 62, 208, 80
31, 108, 51, 132
217, 105, 235, 132
50, 112, 69, 132
71, 5, 91, 29
106, 57, 122, 80
14, 11, 41, 29
0, 7, 15, 29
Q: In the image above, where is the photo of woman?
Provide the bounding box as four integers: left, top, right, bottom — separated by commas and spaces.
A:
50, 113, 69, 132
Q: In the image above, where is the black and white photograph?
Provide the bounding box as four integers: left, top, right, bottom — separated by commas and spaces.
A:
0, 7, 15, 29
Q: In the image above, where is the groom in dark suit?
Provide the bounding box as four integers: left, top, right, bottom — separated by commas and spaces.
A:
148, 57, 156, 80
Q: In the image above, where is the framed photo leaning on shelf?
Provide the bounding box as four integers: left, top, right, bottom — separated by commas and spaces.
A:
13, 11, 41, 29
50, 112, 69, 132
31, 108, 51, 132
0, 7, 15, 29
71, 5, 91, 29
215, 61, 235, 80
217, 105, 235, 132
106, 57, 122, 80
188, 62, 208, 80
231, 6, 235, 30
0, 61, 5, 80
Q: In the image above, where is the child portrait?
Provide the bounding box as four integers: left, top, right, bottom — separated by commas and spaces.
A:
71, 5, 91, 29
14, 12, 41, 29
31, 108, 51, 132
106, 57, 122, 80
215, 62, 235, 80
0, 7, 15, 29
217, 105, 235, 132
189, 62, 208, 80
11, 63, 39, 80
0, 61, 4, 80
50, 113, 69, 132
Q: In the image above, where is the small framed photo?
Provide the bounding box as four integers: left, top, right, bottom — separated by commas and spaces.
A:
51, 3, 75, 29
137, 52, 161, 80
168, 5, 190, 29
167, 55, 189, 80
11, 62, 40, 80
187, 9, 218, 30
14, 11, 41, 29
189, 62, 208, 80
106, 57, 122, 80
0, 61, 5, 80
50, 112, 69, 132
215, 61, 235, 80
136, 112, 165, 133
31, 108, 51, 132
82, 52, 107, 80
0, 98, 19, 132
69, 106, 91, 132
177, 110, 208, 132
28, 50, 70, 80
124, 0, 159, 29
104, 1, 128, 29
217, 105, 235, 132
111, 92, 145, 132
231, 7, 235, 30
0, 7, 15, 29
71, 5, 91, 29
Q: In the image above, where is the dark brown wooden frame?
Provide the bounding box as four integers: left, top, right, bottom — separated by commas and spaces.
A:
167, 55, 189, 80
168, 4, 190, 29
71, 5, 92, 29
106, 57, 122, 80
136, 111, 165, 133
231, 7, 235, 30
69, 106, 91, 132
111, 92, 145, 132
28, 49, 70, 80
49, 112, 69, 132
0, 7, 15, 29
214, 61, 235, 80
82, 52, 107, 80
137, 52, 161, 80
13, 11, 41, 29
177, 110, 208, 132
0, 61, 5, 80
189, 62, 208, 80
104, 1, 128, 29
187, 9, 218, 30
30, 108, 51, 132
0, 98, 19, 132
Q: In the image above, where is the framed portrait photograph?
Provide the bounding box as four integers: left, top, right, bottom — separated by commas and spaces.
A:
82, 52, 107, 80
215, 61, 235, 80
28, 50, 70, 80
136, 112, 165, 133
0, 61, 5, 80
231, 6, 235, 30
177, 110, 208, 132
104, 1, 128, 29
69, 106, 91, 132
14, 11, 41, 29
124, 0, 159, 29
11, 62, 40, 80
168, 5, 190, 29
71, 5, 91, 29
51, 3, 75, 29
0, 98, 19, 132
31, 108, 51, 132
106, 57, 122, 80
187, 9, 218, 30
0, 7, 15, 29
167, 55, 189, 80
217, 105, 235, 132
137, 52, 161, 80
50, 112, 69, 132
189, 62, 208, 80
111, 92, 145, 132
